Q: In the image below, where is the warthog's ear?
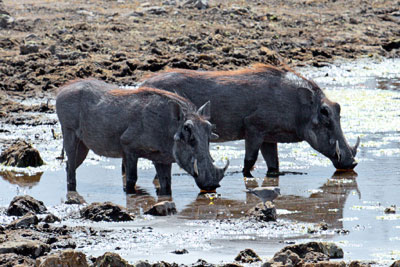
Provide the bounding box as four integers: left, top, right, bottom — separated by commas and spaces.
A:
197, 101, 211, 120
297, 87, 315, 105
169, 101, 184, 122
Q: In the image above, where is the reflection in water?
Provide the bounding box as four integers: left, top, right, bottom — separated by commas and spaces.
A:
179, 171, 359, 228
0, 171, 43, 188
277, 171, 359, 228
126, 187, 173, 214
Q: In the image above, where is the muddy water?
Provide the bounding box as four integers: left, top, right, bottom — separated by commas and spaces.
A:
0, 59, 399, 264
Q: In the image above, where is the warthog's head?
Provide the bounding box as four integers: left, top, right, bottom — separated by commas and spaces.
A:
298, 87, 359, 170
172, 101, 229, 192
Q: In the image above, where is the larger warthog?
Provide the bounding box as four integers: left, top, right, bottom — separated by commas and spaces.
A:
56, 79, 228, 195
142, 64, 359, 177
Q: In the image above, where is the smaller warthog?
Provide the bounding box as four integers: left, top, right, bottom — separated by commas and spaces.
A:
56, 79, 228, 195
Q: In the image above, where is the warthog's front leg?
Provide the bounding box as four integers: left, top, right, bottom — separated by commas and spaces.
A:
124, 154, 138, 194
62, 128, 89, 191
260, 142, 279, 175
154, 163, 172, 196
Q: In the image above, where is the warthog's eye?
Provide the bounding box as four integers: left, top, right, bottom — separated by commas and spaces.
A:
183, 125, 190, 132
321, 106, 329, 117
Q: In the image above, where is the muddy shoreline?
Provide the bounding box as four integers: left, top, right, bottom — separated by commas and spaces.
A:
1, 0, 400, 122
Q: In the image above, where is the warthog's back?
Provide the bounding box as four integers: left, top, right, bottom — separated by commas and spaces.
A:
56, 79, 194, 160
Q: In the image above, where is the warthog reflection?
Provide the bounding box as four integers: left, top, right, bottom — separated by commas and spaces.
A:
0, 171, 43, 188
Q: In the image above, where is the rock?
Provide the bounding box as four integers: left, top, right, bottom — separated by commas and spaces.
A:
42, 213, 61, 223
7, 195, 47, 216
220, 264, 243, 267
0, 140, 44, 167
384, 205, 396, 214
20, 43, 40, 55
382, 39, 400, 52
171, 248, 188, 254
349, 261, 374, 267
80, 202, 134, 222
36, 249, 88, 267
191, 259, 215, 267
135, 260, 152, 267
0, 253, 35, 266
94, 252, 133, 267
0, 14, 14, 29
246, 202, 277, 222
66, 191, 87, 205
234, 248, 262, 263
303, 251, 330, 263
303, 262, 346, 267
144, 201, 177, 216
262, 250, 302, 267
7, 212, 38, 229
278, 241, 343, 259
144, 6, 167, 15
390, 260, 400, 267
152, 261, 174, 267
0, 240, 50, 258
183, 0, 209, 9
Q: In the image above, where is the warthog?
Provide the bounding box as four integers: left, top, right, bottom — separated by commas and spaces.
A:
142, 64, 359, 177
56, 79, 228, 195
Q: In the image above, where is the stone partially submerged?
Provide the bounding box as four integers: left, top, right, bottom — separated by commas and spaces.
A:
0, 140, 44, 167
246, 202, 277, 222
80, 202, 134, 222
35, 249, 89, 267
94, 252, 133, 267
144, 201, 177, 216
7, 195, 47, 216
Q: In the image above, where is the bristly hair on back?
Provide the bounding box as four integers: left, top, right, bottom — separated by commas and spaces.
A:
108, 86, 197, 113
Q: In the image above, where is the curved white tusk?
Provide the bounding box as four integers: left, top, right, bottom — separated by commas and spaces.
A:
193, 159, 199, 176
335, 140, 341, 162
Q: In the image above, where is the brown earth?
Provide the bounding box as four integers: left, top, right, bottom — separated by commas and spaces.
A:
0, 0, 399, 118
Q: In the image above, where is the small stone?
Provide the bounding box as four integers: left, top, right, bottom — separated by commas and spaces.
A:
171, 249, 188, 254
0, 14, 14, 29
0, 140, 44, 167
318, 222, 329, 230
94, 252, 133, 267
144, 201, 177, 216
81, 202, 134, 222
191, 259, 215, 267
135, 260, 152, 267
144, 6, 167, 15
65, 191, 86, 205
20, 43, 39, 55
182, 0, 209, 9
384, 205, 396, 214
234, 248, 262, 263
246, 202, 277, 222
0, 240, 50, 259
43, 213, 61, 223
7, 195, 47, 216
262, 250, 302, 267
7, 212, 38, 229
36, 249, 88, 267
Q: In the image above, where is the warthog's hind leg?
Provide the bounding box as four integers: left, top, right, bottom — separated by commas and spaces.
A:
63, 128, 89, 191
154, 163, 172, 196
260, 142, 279, 175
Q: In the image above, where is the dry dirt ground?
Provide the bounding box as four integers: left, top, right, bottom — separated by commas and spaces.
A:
0, 0, 399, 122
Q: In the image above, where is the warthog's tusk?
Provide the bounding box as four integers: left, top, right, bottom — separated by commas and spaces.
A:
335, 140, 341, 162
194, 159, 199, 176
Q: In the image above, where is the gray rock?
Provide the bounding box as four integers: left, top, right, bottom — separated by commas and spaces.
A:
0, 14, 14, 29
277, 241, 343, 260
135, 260, 152, 267
42, 213, 61, 223
80, 202, 134, 222
144, 201, 177, 216
144, 6, 167, 15
0, 240, 50, 259
234, 248, 261, 263
246, 202, 277, 222
191, 259, 215, 267
36, 249, 88, 267
261, 250, 302, 267
66, 191, 86, 205
94, 252, 133, 267
182, 0, 209, 9
0, 140, 44, 167
20, 43, 39, 55
7, 212, 38, 229
7, 195, 47, 216
0, 253, 35, 266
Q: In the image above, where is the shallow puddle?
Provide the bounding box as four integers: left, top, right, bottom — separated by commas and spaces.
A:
0, 58, 399, 264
